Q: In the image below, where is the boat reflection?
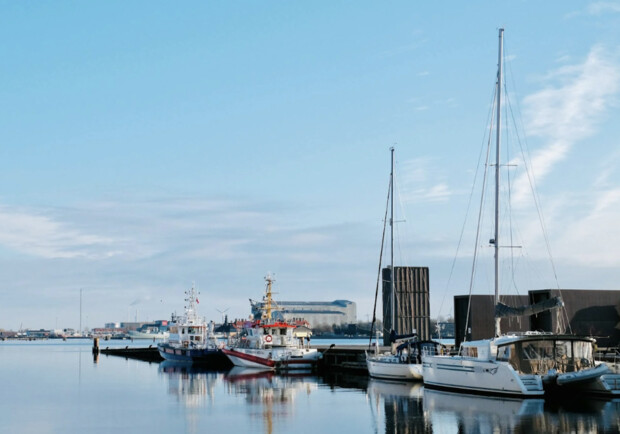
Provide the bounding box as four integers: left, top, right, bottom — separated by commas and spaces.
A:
367, 379, 429, 433
158, 361, 225, 408
367, 381, 620, 434
539, 397, 620, 433
423, 388, 544, 433
224, 367, 318, 434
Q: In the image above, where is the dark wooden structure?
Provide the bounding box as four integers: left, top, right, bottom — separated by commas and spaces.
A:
382, 266, 431, 345
454, 295, 529, 347
530, 289, 620, 349
454, 289, 620, 349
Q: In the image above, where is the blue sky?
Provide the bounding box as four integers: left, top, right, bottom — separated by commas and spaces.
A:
1, 2, 620, 331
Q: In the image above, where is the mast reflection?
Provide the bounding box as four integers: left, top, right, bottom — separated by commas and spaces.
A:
225, 367, 318, 434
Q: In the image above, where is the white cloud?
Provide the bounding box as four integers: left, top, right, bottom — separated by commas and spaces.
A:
553, 187, 620, 267
588, 2, 620, 15
512, 46, 620, 206
0, 206, 116, 259
397, 158, 452, 203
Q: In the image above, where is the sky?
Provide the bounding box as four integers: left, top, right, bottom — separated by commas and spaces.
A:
1, 2, 620, 331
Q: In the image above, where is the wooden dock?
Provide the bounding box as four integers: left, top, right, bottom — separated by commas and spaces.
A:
96, 342, 386, 372
99, 345, 163, 362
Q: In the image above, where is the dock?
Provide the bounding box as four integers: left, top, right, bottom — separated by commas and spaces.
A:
99, 345, 164, 362
95, 342, 387, 372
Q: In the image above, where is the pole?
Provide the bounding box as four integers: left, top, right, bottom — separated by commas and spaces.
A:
390, 147, 396, 337
494, 28, 504, 337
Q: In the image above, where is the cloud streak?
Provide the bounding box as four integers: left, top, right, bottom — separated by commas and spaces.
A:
513, 45, 620, 206
0, 206, 116, 259
397, 157, 452, 203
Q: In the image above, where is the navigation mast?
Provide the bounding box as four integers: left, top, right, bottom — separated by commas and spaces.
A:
494, 28, 504, 337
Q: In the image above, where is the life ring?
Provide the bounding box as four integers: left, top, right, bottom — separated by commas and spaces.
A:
265, 334, 273, 343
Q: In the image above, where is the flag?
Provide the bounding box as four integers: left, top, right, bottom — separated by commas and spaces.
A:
196, 298, 199, 304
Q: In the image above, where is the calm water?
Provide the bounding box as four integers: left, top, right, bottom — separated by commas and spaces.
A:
1, 340, 619, 434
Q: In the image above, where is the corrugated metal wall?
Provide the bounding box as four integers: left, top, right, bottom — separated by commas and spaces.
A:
382, 266, 430, 345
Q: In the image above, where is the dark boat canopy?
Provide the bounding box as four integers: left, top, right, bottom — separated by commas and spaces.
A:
495, 296, 564, 318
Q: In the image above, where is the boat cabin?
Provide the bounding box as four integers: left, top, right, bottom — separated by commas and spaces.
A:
495, 334, 595, 375
236, 321, 310, 349
459, 333, 596, 375
169, 322, 215, 348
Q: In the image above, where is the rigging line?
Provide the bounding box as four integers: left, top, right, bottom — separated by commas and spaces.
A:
393, 165, 411, 268
437, 82, 499, 319
505, 62, 571, 334
502, 78, 522, 299
464, 97, 496, 343
368, 177, 392, 350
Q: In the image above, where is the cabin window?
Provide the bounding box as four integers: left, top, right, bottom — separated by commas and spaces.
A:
573, 341, 594, 368
181, 328, 185, 334
521, 341, 553, 360
461, 347, 478, 358
195, 336, 201, 342
280, 328, 286, 336
497, 344, 513, 361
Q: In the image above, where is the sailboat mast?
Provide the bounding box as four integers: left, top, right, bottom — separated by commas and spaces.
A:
390, 147, 395, 335
494, 28, 504, 337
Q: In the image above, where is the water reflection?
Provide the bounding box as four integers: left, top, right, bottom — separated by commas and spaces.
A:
158, 361, 224, 408
424, 388, 543, 433
364, 380, 620, 434
367, 380, 429, 434
156, 363, 620, 434
225, 367, 318, 434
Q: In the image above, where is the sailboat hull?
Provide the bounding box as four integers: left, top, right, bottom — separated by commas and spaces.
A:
422, 355, 545, 397
367, 355, 423, 380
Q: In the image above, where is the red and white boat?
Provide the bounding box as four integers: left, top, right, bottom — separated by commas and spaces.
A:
222, 275, 320, 370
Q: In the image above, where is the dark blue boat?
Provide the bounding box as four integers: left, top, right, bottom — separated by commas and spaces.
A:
157, 285, 232, 369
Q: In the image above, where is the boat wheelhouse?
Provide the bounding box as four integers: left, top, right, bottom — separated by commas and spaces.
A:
158, 285, 230, 368
222, 275, 320, 370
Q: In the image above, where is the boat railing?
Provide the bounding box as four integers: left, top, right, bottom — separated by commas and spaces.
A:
595, 347, 620, 366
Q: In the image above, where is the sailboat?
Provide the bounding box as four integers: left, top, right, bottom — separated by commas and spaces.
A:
366, 148, 443, 381
422, 29, 620, 397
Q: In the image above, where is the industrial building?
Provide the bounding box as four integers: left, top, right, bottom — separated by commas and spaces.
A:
454, 289, 620, 349
250, 299, 357, 328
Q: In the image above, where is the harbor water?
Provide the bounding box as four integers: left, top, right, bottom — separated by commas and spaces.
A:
1, 340, 619, 433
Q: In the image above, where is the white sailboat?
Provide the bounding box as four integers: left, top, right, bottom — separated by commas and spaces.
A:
422, 28, 620, 398
366, 148, 442, 381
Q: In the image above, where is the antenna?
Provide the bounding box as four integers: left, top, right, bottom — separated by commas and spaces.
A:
216, 308, 230, 323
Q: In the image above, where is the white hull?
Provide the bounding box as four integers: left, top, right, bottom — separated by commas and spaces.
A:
422, 355, 544, 397
128, 331, 169, 339
367, 355, 423, 381
223, 347, 320, 370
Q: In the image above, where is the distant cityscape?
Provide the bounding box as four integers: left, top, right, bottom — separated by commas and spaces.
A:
0, 297, 455, 340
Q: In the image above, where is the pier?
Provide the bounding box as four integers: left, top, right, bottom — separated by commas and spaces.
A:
95, 341, 387, 372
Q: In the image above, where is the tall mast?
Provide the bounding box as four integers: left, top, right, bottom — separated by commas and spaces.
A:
494, 28, 504, 337
390, 147, 395, 335
264, 275, 274, 321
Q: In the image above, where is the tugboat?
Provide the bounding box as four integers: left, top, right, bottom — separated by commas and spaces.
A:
157, 285, 231, 368
222, 275, 320, 370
